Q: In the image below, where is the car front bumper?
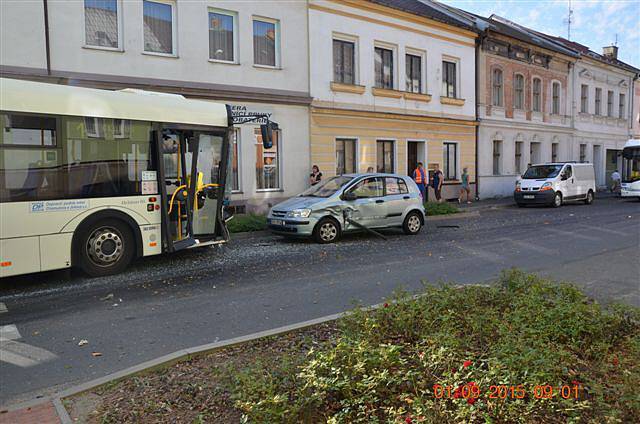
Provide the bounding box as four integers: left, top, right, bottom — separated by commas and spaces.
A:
514, 190, 555, 204
266, 216, 316, 236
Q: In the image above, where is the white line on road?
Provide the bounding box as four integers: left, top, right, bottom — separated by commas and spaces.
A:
454, 244, 504, 264
545, 227, 600, 242
0, 340, 57, 367
0, 324, 20, 341
0, 302, 7, 314
577, 224, 629, 237
503, 238, 558, 256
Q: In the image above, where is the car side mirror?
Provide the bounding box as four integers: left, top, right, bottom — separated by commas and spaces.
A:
342, 192, 357, 201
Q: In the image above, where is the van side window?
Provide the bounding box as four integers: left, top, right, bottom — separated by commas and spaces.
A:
564, 165, 572, 179
350, 177, 384, 198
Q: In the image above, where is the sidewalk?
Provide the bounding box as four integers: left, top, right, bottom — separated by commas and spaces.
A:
0, 401, 61, 424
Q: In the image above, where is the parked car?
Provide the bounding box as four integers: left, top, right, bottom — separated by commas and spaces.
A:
267, 173, 426, 243
514, 162, 596, 207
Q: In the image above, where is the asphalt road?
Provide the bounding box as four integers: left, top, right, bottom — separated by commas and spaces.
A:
1, 198, 638, 407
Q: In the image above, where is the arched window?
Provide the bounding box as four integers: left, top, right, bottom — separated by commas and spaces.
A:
552, 82, 561, 114
514, 74, 524, 110
532, 78, 542, 112
492, 68, 503, 107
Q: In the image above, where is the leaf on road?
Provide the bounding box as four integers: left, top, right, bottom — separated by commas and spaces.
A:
92, 352, 102, 357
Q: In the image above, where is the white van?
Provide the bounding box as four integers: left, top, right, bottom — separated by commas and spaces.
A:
514, 162, 596, 207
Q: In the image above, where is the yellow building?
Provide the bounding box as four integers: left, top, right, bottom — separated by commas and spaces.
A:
309, 0, 478, 199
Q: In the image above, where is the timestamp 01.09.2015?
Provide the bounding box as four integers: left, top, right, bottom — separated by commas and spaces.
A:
433, 383, 583, 400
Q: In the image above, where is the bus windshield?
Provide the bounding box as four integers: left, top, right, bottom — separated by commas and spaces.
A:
522, 165, 563, 179
299, 175, 354, 198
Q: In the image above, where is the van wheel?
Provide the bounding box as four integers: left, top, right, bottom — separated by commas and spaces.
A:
313, 217, 340, 244
552, 192, 563, 208
403, 211, 423, 235
584, 190, 594, 205
76, 219, 135, 277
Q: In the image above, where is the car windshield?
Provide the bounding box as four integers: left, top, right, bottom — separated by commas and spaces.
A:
522, 165, 563, 179
299, 176, 354, 198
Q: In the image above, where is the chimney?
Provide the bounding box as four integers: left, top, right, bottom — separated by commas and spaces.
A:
602, 45, 618, 60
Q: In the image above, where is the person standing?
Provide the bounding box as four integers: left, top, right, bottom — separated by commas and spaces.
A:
309, 165, 322, 186
412, 162, 427, 202
458, 167, 471, 204
610, 169, 621, 194
432, 164, 444, 203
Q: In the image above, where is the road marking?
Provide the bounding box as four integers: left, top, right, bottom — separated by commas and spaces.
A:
545, 227, 600, 242
578, 224, 628, 237
0, 324, 21, 341
454, 244, 504, 264
0, 323, 57, 368
503, 238, 557, 256
0, 302, 7, 314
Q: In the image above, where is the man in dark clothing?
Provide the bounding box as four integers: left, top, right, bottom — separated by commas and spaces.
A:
432, 164, 444, 203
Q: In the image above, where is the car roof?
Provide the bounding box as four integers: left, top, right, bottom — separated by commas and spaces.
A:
341, 173, 408, 178
530, 162, 591, 166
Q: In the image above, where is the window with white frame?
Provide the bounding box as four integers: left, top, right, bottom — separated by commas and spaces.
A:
143, 0, 176, 55
532, 78, 542, 112
619, 93, 626, 119
580, 84, 589, 113
84, 117, 104, 138
231, 128, 240, 191
442, 60, 457, 98
595, 88, 602, 115
113, 119, 130, 139
515, 141, 523, 174
253, 17, 279, 67
405, 53, 422, 93
492, 68, 503, 107
551, 142, 559, 162
443, 142, 457, 180
84, 0, 121, 49
254, 128, 282, 190
607, 90, 614, 117
514, 74, 524, 110
255, 127, 280, 189
376, 140, 394, 173
374, 47, 394, 89
552, 82, 560, 115
209, 9, 237, 62
336, 138, 357, 175
492, 140, 502, 175
333, 38, 355, 84
579, 143, 586, 162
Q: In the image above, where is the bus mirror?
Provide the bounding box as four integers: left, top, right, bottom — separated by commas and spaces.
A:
260, 122, 278, 149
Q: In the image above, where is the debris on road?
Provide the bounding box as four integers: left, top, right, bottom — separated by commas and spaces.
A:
91, 352, 102, 357
100, 294, 114, 301
78, 340, 88, 347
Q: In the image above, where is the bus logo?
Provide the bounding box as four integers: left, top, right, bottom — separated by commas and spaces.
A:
31, 202, 45, 213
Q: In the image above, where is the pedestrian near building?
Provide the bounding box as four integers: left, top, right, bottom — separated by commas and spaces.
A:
610, 170, 621, 193
310, 165, 322, 186
459, 167, 472, 204
366, 166, 375, 173
432, 164, 444, 202
412, 162, 427, 202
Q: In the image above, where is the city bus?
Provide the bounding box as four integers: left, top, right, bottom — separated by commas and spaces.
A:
621, 138, 640, 200
0, 78, 271, 278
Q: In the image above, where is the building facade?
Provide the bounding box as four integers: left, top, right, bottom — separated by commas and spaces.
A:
0, 0, 311, 213
550, 40, 638, 188
633, 79, 640, 139
308, 0, 478, 200
475, 16, 579, 198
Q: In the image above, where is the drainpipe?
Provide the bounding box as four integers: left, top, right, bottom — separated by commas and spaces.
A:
474, 34, 483, 201
43, 0, 51, 75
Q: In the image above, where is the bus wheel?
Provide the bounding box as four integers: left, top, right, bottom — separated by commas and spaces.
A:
77, 219, 135, 277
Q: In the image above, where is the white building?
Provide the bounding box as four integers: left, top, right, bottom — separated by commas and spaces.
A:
0, 0, 311, 213
308, 0, 478, 200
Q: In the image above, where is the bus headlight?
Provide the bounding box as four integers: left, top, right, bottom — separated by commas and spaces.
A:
287, 209, 311, 218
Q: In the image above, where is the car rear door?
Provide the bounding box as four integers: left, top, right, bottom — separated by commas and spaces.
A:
384, 177, 411, 226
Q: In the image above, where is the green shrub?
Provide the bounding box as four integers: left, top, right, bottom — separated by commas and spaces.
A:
229, 270, 640, 423
226, 214, 267, 233
424, 202, 459, 216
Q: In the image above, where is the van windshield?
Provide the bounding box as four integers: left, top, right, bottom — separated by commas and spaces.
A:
522, 165, 563, 179
299, 176, 354, 198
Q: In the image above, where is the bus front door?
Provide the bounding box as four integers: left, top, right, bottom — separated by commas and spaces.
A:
157, 130, 224, 252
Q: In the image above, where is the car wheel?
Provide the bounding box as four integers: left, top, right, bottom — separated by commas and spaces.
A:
402, 211, 423, 235
584, 190, 594, 205
76, 219, 135, 277
552, 192, 562, 208
313, 217, 340, 244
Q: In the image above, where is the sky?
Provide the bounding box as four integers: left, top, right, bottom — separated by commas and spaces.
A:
439, 0, 640, 68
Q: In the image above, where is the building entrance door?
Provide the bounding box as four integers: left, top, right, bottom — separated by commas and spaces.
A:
605, 149, 620, 189
407, 142, 418, 177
